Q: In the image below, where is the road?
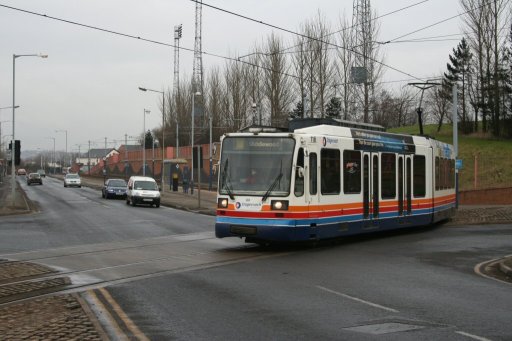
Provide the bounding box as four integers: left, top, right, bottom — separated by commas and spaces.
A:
1, 176, 511, 340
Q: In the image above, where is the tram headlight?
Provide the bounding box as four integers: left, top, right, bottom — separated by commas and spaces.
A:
218, 198, 229, 208
271, 200, 288, 211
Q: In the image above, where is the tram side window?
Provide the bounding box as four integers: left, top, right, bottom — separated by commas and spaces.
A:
321, 149, 340, 195
442, 158, 448, 189
435, 157, 440, 191
413, 155, 426, 197
381, 153, 396, 199
294, 148, 304, 197
310, 153, 317, 195
343, 150, 361, 194
450, 159, 455, 188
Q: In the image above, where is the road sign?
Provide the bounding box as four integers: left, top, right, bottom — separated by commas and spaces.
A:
456, 159, 463, 170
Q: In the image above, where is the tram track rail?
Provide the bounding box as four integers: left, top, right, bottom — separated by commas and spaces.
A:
0, 234, 294, 308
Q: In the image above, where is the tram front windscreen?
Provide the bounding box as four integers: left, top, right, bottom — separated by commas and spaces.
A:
219, 136, 295, 197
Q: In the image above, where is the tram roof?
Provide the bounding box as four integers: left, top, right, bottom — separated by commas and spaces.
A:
294, 124, 432, 146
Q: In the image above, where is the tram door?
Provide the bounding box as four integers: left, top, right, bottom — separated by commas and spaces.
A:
363, 153, 379, 226
398, 155, 413, 222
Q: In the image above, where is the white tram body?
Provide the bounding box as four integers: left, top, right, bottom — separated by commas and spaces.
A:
215, 124, 456, 243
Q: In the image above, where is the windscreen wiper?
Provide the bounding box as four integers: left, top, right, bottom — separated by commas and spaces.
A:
221, 159, 234, 200
262, 173, 282, 202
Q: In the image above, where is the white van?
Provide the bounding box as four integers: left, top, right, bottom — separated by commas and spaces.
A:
126, 176, 161, 207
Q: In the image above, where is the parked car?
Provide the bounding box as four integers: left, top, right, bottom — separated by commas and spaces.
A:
16, 168, 26, 176
37, 169, 46, 177
27, 172, 43, 186
126, 176, 160, 207
102, 178, 127, 199
64, 173, 81, 188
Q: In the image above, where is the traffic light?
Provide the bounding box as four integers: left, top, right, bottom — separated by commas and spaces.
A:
15, 140, 20, 166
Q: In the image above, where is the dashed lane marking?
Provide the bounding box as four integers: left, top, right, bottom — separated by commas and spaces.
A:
455, 330, 493, 341
316, 285, 399, 313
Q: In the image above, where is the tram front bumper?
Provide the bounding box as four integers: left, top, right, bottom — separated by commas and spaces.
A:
215, 222, 309, 242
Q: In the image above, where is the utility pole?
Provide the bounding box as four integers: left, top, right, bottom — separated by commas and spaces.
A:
192, 0, 204, 196
453, 83, 458, 208
88, 140, 91, 175
125, 133, 128, 180
352, 0, 373, 123
174, 24, 182, 158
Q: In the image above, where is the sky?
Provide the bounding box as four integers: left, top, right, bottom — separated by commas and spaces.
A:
0, 0, 463, 153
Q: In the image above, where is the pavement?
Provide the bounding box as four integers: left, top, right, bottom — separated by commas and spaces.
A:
0, 174, 511, 339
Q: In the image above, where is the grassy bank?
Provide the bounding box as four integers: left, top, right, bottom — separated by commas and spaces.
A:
388, 124, 512, 191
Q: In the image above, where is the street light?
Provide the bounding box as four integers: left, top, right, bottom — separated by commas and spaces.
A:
139, 86, 166, 190
46, 137, 55, 174
11, 53, 47, 206
191, 91, 201, 199
143, 109, 150, 176
55, 129, 68, 168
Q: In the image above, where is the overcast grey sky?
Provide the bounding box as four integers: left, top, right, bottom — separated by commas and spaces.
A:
0, 0, 462, 152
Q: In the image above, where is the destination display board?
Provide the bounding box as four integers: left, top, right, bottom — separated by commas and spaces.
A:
351, 129, 416, 154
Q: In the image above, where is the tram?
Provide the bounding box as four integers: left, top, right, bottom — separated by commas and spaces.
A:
215, 119, 456, 243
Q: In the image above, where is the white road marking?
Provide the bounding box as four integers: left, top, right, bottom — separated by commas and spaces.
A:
316, 285, 399, 313
455, 330, 493, 341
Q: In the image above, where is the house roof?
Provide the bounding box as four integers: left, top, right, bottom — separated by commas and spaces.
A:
82, 148, 117, 158
118, 144, 142, 152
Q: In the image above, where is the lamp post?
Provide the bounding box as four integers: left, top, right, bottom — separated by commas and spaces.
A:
46, 137, 55, 174
11, 53, 47, 205
190, 92, 201, 196
55, 129, 68, 168
143, 109, 150, 176
139, 87, 166, 190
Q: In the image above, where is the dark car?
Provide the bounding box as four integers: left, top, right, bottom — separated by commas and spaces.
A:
102, 178, 128, 199
27, 172, 43, 186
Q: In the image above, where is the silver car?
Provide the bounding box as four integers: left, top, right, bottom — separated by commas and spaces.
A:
64, 173, 82, 188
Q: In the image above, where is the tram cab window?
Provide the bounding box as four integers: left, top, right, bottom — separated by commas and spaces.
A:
343, 150, 361, 194
321, 149, 340, 195
310, 153, 317, 195
294, 148, 304, 197
381, 153, 396, 199
413, 155, 426, 197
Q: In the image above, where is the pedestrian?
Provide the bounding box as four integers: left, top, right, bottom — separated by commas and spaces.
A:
183, 166, 190, 194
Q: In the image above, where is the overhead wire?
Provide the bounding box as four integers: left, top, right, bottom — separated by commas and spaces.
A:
191, 0, 424, 81
382, 0, 494, 44
0, 3, 314, 85
0, 1, 485, 89
270, 0, 433, 55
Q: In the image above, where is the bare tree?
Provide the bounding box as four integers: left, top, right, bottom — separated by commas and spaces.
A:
336, 11, 356, 120
224, 60, 248, 130
461, 0, 509, 135
292, 24, 308, 118
245, 48, 264, 125
205, 66, 227, 140
261, 33, 294, 126
311, 11, 334, 117
352, 7, 384, 123
426, 82, 452, 132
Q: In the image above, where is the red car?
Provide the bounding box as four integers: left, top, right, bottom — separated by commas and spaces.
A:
16, 168, 26, 176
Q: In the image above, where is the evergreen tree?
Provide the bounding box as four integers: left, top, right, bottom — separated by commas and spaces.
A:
290, 101, 304, 119
144, 130, 154, 149
325, 97, 341, 118
444, 38, 473, 133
